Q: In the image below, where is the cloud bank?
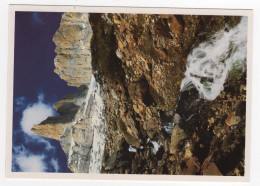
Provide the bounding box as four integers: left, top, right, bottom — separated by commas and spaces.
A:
13, 93, 63, 173
16, 154, 46, 172
20, 93, 54, 135
14, 96, 26, 112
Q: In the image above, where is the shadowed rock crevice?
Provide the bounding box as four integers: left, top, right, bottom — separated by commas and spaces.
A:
89, 13, 126, 85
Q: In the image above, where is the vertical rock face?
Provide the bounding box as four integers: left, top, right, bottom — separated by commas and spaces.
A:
32, 13, 106, 173
31, 12, 246, 176
53, 13, 93, 87
89, 13, 245, 175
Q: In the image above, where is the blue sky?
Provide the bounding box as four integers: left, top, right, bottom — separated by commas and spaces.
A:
12, 12, 78, 172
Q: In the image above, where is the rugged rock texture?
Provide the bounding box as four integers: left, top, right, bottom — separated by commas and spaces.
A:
53, 13, 93, 87
89, 13, 244, 175
32, 13, 106, 173
32, 12, 246, 176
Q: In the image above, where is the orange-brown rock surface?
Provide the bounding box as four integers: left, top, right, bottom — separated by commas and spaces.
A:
89, 13, 244, 175
53, 12, 93, 87
32, 12, 246, 176
32, 13, 106, 173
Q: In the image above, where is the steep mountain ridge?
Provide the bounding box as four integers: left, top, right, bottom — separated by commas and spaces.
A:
32, 13, 106, 173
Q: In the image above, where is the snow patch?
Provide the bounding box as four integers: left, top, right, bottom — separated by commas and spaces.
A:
147, 138, 163, 155
162, 122, 175, 134
128, 145, 137, 153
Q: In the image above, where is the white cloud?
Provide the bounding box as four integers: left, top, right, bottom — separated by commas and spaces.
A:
13, 145, 26, 155
13, 93, 62, 173
37, 138, 55, 151
13, 146, 47, 172
14, 96, 26, 112
15, 96, 26, 106
13, 145, 59, 173
16, 155, 46, 172
37, 93, 44, 102
20, 93, 54, 135
50, 159, 59, 172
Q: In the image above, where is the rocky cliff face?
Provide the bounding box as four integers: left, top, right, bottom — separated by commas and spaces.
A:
32, 13, 106, 173
53, 13, 93, 87
31, 12, 246, 176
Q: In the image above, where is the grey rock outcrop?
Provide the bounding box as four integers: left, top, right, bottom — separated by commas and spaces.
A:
32, 13, 106, 173
53, 12, 93, 87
